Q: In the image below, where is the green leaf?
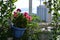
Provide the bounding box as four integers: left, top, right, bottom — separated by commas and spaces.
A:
1, 4, 7, 14
10, 0, 17, 3
43, 2, 47, 5
3, 20, 7, 25
0, 1, 3, 6
0, 19, 2, 24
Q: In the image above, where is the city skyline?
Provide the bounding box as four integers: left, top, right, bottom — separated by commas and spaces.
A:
37, 5, 51, 22
14, 0, 45, 13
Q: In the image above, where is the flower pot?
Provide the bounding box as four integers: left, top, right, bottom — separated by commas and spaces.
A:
11, 26, 26, 38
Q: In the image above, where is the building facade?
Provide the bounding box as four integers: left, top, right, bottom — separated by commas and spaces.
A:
37, 5, 51, 22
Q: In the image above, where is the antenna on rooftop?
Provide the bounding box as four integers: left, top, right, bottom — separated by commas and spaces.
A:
40, 0, 41, 5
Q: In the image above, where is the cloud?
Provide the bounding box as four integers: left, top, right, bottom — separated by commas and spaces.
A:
14, 0, 40, 8
14, 0, 29, 8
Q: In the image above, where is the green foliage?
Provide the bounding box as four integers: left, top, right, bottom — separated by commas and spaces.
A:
26, 14, 41, 28
0, 0, 17, 39
30, 14, 41, 22
21, 14, 41, 40
46, 0, 60, 40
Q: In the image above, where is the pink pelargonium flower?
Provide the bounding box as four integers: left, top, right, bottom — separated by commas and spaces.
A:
16, 8, 21, 12
13, 11, 18, 17
25, 15, 29, 20
25, 15, 32, 22
24, 12, 29, 16
28, 16, 32, 21
14, 11, 17, 14
23, 12, 32, 21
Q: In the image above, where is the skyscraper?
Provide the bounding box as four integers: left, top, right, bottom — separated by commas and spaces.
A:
37, 5, 51, 22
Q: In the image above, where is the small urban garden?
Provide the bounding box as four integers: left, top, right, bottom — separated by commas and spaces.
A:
0, 0, 60, 40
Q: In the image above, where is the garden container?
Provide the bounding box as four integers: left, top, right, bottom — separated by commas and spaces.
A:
11, 26, 26, 38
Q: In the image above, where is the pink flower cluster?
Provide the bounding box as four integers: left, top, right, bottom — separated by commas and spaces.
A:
13, 8, 21, 17
13, 11, 18, 17
24, 12, 32, 22
13, 8, 32, 22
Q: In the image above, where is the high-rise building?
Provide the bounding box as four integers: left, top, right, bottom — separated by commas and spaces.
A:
37, 5, 51, 22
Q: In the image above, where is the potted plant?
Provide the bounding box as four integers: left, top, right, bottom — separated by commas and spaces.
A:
11, 8, 32, 38
20, 14, 41, 40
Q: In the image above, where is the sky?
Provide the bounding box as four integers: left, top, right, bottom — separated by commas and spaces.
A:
14, 0, 45, 13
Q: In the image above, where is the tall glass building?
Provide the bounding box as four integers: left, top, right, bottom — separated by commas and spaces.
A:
37, 5, 51, 22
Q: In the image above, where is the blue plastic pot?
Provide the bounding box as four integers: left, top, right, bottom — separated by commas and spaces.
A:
11, 26, 26, 38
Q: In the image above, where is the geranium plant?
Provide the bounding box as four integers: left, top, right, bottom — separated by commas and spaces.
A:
12, 9, 32, 28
